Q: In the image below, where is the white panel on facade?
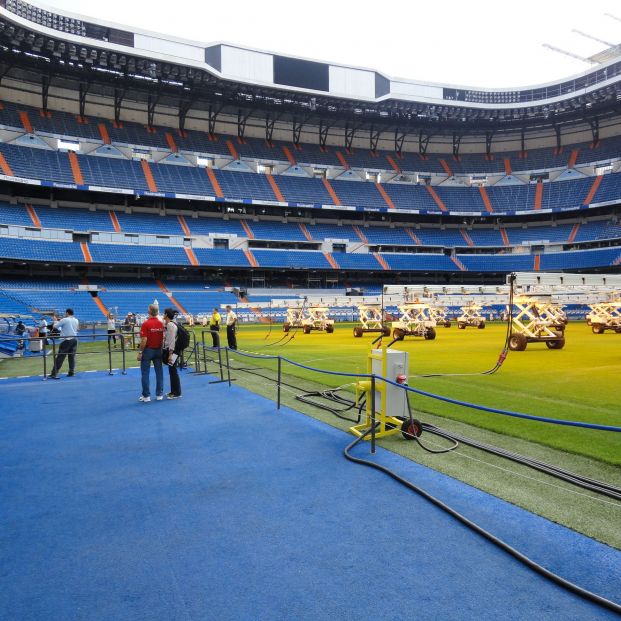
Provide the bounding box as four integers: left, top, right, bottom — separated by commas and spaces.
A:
134, 34, 204, 62
390, 81, 444, 100
221, 46, 273, 83
329, 66, 375, 99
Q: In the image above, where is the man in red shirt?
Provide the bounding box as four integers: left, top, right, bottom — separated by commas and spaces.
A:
137, 304, 165, 402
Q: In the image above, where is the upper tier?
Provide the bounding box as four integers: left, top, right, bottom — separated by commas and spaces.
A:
0, 101, 619, 177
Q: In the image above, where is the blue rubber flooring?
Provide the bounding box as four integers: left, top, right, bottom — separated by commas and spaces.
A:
1, 370, 620, 620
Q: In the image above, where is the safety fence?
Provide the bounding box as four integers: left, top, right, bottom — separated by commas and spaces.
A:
190, 330, 621, 456
0, 332, 133, 377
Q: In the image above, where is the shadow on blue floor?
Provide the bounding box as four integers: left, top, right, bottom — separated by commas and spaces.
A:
1, 370, 620, 620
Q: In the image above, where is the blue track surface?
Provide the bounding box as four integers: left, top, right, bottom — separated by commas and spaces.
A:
1, 370, 620, 620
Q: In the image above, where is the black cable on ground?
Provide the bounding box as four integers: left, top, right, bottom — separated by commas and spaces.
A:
343, 427, 621, 615
413, 275, 516, 378
422, 423, 621, 501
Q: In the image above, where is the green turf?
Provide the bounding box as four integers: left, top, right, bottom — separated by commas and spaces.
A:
201, 321, 621, 465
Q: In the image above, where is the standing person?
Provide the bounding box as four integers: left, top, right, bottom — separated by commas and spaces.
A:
15, 320, 26, 349
38, 315, 48, 346
106, 312, 118, 348
209, 307, 221, 347
49, 309, 79, 379
137, 304, 164, 403
162, 308, 182, 400
225, 305, 237, 350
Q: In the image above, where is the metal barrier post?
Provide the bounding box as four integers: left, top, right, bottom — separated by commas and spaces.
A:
277, 356, 282, 409
42, 337, 48, 379
216, 345, 224, 381
225, 347, 232, 387
121, 332, 127, 375
50, 337, 57, 376
107, 334, 113, 375
370, 375, 376, 454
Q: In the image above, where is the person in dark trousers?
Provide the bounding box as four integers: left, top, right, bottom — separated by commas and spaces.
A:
15, 320, 26, 349
38, 315, 48, 346
225, 305, 237, 350
163, 307, 182, 400
49, 309, 79, 379
106, 312, 118, 347
137, 304, 164, 402
209, 307, 221, 347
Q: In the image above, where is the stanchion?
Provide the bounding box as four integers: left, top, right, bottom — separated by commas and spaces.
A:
370, 375, 376, 454
224, 347, 232, 386
107, 336, 113, 375
42, 337, 48, 379
121, 332, 127, 374
277, 356, 282, 410
50, 337, 57, 376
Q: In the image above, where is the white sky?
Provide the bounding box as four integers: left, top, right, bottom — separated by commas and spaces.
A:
45, 0, 621, 88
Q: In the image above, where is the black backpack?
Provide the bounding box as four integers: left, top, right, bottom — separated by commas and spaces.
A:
173, 321, 191, 353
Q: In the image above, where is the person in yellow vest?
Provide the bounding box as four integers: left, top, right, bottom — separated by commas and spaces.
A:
209, 307, 221, 347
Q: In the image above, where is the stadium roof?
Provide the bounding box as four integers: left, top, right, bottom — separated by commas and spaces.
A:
0, 0, 620, 143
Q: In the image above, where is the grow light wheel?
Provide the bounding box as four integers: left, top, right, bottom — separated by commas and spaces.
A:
401, 418, 422, 441
303, 326, 311, 334
457, 322, 466, 329
424, 328, 436, 340
393, 328, 405, 340
326, 325, 334, 334
477, 322, 486, 329
353, 326, 363, 338
592, 324, 605, 334
546, 338, 565, 350
283, 323, 290, 333
382, 326, 391, 336
508, 333, 527, 351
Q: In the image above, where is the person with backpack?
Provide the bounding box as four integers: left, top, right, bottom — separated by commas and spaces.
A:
162, 307, 189, 400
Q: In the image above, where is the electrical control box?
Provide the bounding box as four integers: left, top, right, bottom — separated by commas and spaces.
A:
371, 348, 409, 419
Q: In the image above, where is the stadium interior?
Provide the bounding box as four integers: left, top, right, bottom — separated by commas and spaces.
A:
1, 1, 620, 619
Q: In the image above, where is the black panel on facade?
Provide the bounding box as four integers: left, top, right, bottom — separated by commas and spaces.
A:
273, 55, 329, 92
375, 73, 390, 98
204, 45, 222, 72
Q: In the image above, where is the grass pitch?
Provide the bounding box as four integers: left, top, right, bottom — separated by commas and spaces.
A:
223, 321, 621, 465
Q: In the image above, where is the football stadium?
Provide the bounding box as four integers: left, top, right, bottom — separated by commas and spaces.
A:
0, 2, 620, 619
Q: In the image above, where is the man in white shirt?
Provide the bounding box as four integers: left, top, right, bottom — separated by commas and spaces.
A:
225, 305, 237, 350
49, 308, 80, 379
38, 316, 48, 345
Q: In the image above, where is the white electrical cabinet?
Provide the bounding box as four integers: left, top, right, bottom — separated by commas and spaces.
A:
371, 348, 409, 419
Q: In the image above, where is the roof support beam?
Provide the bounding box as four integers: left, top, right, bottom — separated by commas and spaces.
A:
265, 115, 275, 143
452, 132, 462, 158
178, 97, 193, 133
553, 123, 561, 151
485, 131, 494, 157
78, 81, 90, 119
147, 93, 159, 130
41, 74, 50, 114
586, 116, 599, 143
319, 120, 331, 148
208, 103, 224, 136
369, 126, 381, 152
237, 108, 251, 140
344, 123, 356, 150
114, 88, 125, 124
395, 128, 406, 155
418, 130, 430, 156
